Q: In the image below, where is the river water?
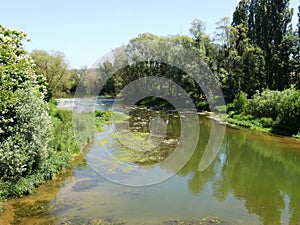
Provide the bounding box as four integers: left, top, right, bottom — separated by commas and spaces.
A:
1, 99, 300, 225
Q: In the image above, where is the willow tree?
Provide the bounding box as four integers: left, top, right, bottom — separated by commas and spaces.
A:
31, 50, 73, 98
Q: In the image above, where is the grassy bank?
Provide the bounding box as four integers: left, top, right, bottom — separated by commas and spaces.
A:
0, 100, 111, 204
222, 88, 300, 138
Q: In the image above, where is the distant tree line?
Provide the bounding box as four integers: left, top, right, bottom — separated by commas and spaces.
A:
26, 0, 300, 136
77, 0, 300, 103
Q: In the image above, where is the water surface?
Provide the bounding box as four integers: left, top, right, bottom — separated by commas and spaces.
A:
1, 102, 300, 225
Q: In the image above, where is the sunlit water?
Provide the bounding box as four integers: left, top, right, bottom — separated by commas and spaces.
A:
1, 99, 300, 225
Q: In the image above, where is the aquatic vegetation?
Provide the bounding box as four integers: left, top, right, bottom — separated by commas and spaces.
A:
98, 137, 110, 146
107, 130, 178, 166
164, 217, 223, 225
72, 179, 103, 192
95, 110, 130, 132
57, 216, 126, 225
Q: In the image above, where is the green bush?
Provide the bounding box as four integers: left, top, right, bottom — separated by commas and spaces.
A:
227, 87, 300, 136
272, 89, 300, 135
0, 25, 94, 201
259, 117, 274, 128
0, 85, 51, 181
196, 100, 210, 111
232, 114, 254, 121
232, 91, 248, 114
0, 103, 94, 199
0, 25, 47, 142
247, 90, 282, 119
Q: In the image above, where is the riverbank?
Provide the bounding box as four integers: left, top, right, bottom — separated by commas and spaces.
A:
201, 110, 300, 139
0, 100, 111, 207
135, 87, 300, 139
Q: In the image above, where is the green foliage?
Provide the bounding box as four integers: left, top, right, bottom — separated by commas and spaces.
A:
95, 110, 112, 131
31, 50, 79, 98
0, 24, 94, 199
227, 87, 300, 136
0, 85, 51, 181
0, 25, 47, 141
232, 91, 248, 114
0, 102, 94, 199
48, 108, 79, 155
272, 89, 300, 135
0, 25, 53, 196
247, 90, 282, 119
259, 117, 274, 128
196, 100, 210, 111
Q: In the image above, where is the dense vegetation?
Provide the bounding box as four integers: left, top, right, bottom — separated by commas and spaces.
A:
30, 50, 80, 99
228, 88, 300, 137
0, 26, 95, 201
0, 0, 300, 204
77, 0, 300, 136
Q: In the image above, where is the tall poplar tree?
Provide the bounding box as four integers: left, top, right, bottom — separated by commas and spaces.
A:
247, 0, 293, 89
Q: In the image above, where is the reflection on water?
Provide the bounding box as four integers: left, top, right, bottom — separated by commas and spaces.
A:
1, 108, 300, 225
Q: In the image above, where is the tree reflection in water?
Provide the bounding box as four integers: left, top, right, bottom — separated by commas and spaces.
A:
177, 117, 300, 225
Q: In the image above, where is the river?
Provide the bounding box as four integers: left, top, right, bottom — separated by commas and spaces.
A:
1, 98, 300, 225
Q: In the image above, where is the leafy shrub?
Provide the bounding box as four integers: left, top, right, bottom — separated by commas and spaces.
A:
0, 25, 47, 142
226, 118, 254, 128
227, 87, 300, 136
0, 85, 51, 181
247, 90, 282, 119
232, 91, 248, 114
0, 102, 95, 199
272, 89, 300, 135
259, 117, 274, 128
0, 25, 94, 200
196, 100, 210, 111
0, 25, 50, 184
232, 114, 254, 121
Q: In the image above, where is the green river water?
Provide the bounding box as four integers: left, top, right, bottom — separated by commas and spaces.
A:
1, 108, 300, 225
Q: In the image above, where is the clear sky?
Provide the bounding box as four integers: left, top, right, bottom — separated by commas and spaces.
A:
1, 0, 299, 69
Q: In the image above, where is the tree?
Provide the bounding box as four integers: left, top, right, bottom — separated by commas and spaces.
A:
0, 25, 50, 180
232, 0, 249, 27
189, 19, 215, 64
0, 25, 47, 141
31, 50, 72, 98
214, 21, 265, 101
247, 0, 293, 90
298, 5, 300, 38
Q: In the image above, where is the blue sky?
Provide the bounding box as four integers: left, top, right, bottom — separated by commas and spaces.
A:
1, 0, 299, 68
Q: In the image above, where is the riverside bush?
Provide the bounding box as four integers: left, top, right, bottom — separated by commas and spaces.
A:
0, 85, 51, 181
0, 25, 50, 185
0, 101, 95, 199
0, 25, 47, 142
232, 91, 248, 114
247, 90, 282, 120
228, 87, 300, 136
0, 25, 93, 200
272, 89, 300, 135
